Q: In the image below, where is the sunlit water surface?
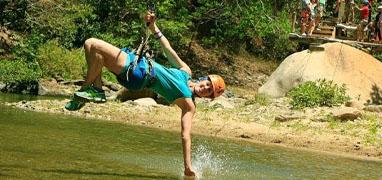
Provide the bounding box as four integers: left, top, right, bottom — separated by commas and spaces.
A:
1, 93, 381, 179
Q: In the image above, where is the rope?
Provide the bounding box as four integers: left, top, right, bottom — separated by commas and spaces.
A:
126, 1, 156, 82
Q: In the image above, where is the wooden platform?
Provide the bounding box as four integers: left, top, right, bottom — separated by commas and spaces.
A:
289, 33, 382, 53
310, 26, 336, 38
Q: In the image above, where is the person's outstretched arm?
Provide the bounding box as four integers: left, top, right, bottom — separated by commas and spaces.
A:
174, 98, 196, 177
144, 12, 192, 75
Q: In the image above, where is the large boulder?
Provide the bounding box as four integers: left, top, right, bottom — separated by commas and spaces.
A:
259, 43, 382, 104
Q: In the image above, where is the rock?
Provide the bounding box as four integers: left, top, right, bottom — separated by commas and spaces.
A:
271, 139, 282, 143
0, 81, 5, 90
133, 98, 157, 107
363, 105, 382, 112
115, 88, 157, 102
345, 101, 365, 110
60, 79, 84, 86
259, 42, 382, 104
223, 90, 235, 98
102, 79, 121, 91
208, 97, 234, 109
330, 107, 362, 121
38, 83, 49, 96
239, 134, 251, 139
353, 144, 361, 150
275, 114, 301, 122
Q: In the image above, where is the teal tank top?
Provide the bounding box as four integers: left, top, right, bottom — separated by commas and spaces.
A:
149, 62, 192, 103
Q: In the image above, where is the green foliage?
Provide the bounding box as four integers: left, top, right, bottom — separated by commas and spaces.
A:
2, 0, 297, 83
373, 53, 382, 62
102, 70, 118, 84
0, 0, 28, 31
190, 1, 295, 59
36, 40, 85, 80
288, 79, 351, 109
26, 1, 97, 48
12, 33, 46, 63
95, 33, 136, 49
0, 59, 41, 83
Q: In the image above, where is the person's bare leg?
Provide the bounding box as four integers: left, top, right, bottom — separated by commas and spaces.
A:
84, 43, 103, 88
82, 38, 127, 88
84, 39, 104, 89
308, 20, 315, 36
301, 21, 306, 34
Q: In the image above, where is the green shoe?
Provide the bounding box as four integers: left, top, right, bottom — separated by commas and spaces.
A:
74, 86, 106, 103
65, 99, 85, 111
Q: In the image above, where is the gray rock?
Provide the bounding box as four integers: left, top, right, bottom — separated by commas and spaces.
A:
133, 98, 157, 107
60, 79, 84, 86
38, 83, 49, 96
258, 43, 382, 104
363, 105, 382, 112
223, 90, 235, 98
275, 114, 302, 122
0, 81, 5, 90
345, 101, 365, 110
208, 97, 234, 109
330, 107, 362, 121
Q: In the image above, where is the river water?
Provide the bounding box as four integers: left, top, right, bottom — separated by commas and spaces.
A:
0, 93, 381, 179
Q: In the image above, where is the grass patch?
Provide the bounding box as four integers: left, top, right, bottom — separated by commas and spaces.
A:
327, 115, 340, 130
244, 93, 271, 106
287, 120, 310, 132
363, 114, 382, 145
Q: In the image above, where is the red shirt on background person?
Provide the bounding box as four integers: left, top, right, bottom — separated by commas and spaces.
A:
360, 4, 369, 20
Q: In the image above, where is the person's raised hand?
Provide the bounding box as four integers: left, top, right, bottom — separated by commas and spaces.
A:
144, 11, 156, 27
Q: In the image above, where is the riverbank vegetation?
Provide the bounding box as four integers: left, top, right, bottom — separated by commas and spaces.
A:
0, 0, 296, 84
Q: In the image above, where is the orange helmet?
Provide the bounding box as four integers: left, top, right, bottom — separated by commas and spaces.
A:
208, 74, 225, 98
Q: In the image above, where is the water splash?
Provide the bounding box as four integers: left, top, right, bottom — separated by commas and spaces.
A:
191, 144, 231, 179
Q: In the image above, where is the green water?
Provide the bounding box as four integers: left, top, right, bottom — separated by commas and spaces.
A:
0, 93, 382, 179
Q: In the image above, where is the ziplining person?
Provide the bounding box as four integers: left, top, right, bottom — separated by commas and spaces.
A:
65, 10, 226, 177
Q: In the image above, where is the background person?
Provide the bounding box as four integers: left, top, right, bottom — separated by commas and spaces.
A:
356, 0, 370, 41
344, 0, 355, 24
373, 6, 382, 42
301, 0, 312, 36
315, 0, 327, 31
308, 0, 318, 36
336, 0, 346, 23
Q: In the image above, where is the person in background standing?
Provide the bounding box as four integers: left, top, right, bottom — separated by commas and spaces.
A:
344, 0, 355, 24
316, 0, 327, 30
368, 0, 373, 23
356, 0, 370, 41
301, 0, 312, 36
336, 0, 346, 23
373, 6, 382, 42
308, 0, 318, 36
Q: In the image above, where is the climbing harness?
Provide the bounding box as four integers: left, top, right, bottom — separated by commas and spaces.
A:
125, 1, 157, 90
